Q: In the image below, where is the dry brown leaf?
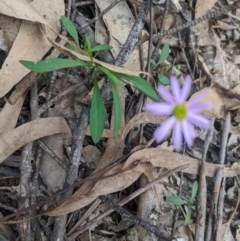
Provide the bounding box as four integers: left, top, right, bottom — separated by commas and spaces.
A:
46, 162, 146, 216
0, 117, 71, 164
122, 112, 166, 140
0, 0, 48, 25
0, 92, 26, 134
47, 143, 239, 216
0, 15, 21, 50
189, 86, 223, 119
0, 0, 64, 98
123, 147, 239, 177
195, 0, 218, 46
95, 0, 135, 59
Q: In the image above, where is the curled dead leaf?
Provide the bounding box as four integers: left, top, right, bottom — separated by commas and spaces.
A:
0, 117, 71, 164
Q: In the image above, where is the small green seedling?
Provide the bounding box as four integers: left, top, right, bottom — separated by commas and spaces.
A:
19, 16, 159, 144
166, 180, 198, 225
143, 44, 170, 86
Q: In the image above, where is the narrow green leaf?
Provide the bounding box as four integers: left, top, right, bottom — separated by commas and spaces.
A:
190, 205, 196, 211
157, 44, 169, 65
90, 74, 105, 143
166, 196, 186, 206
190, 181, 198, 203
142, 57, 148, 62
109, 80, 122, 138
157, 73, 170, 85
61, 16, 79, 46
19, 58, 89, 73
116, 73, 159, 101
91, 44, 112, 52
184, 208, 192, 225
97, 66, 124, 88
65, 44, 81, 53
150, 59, 157, 67
84, 36, 93, 61
142, 57, 157, 67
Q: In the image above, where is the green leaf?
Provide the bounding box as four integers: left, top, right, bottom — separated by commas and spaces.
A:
157, 73, 170, 85
177, 74, 182, 79
142, 57, 157, 67
184, 208, 192, 225
90, 73, 105, 143
166, 196, 186, 206
61, 16, 79, 46
175, 64, 181, 70
19, 58, 89, 73
190, 181, 198, 203
84, 36, 93, 62
109, 80, 122, 138
91, 44, 112, 52
157, 44, 169, 65
65, 44, 81, 53
97, 66, 124, 88
115, 73, 159, 101
190, 205, 196, 211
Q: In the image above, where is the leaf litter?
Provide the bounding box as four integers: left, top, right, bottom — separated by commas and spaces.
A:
0, 0, 240, 240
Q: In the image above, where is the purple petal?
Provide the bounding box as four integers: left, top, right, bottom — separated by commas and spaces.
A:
187, 113, 211, 130
170, 76, 181, 101
153, 117, 176, 143
181, 120, 194, 147
145, 103, 173, 115
158, 85, 174, 104
187, 122, 197, 139
188, 102, 213, 114
173, 121, 182, 151
188, 91, 210, 108
180, 75, 192, 102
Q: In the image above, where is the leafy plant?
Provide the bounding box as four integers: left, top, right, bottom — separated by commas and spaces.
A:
19, 16, 158, 143
166, 181, 198, 225
143, 44, 170, 86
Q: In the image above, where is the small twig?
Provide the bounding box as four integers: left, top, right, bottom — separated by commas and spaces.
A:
195, 118, 215, 241
215, 113, 231, 240
219, 113, 230, 165
99, 195, 174, 241
51, 106, 89, 241
139, 0, 153, 144
77, 0, 122, 31
223, 188, 240, 239
151, 0, 170, 62
176, 17, 193, 78
115, 0, 151, 67
38, 140, 68, 171
74, 1, 93, 7
136, 5, 236, 47
206, 167, 223, 241
37, 79, 88, 116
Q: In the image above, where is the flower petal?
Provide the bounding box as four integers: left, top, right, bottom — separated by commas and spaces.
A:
173, 121, 182, 151
187, 122, 197, 139
188, 102, 213, 114
153, 116, 176, 143
181, 120, 194, 147
158, 85, 174, 104
187, 113, 211, 130
170, 76, 181, 101
180, 75, 192, 102
145, 103, 173, 115
188, 90, 210, 108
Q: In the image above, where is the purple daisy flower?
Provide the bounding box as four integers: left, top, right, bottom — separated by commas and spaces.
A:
145, 75, 212, 151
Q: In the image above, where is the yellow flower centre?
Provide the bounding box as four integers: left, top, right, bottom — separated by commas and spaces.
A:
173, 103, 188, 121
